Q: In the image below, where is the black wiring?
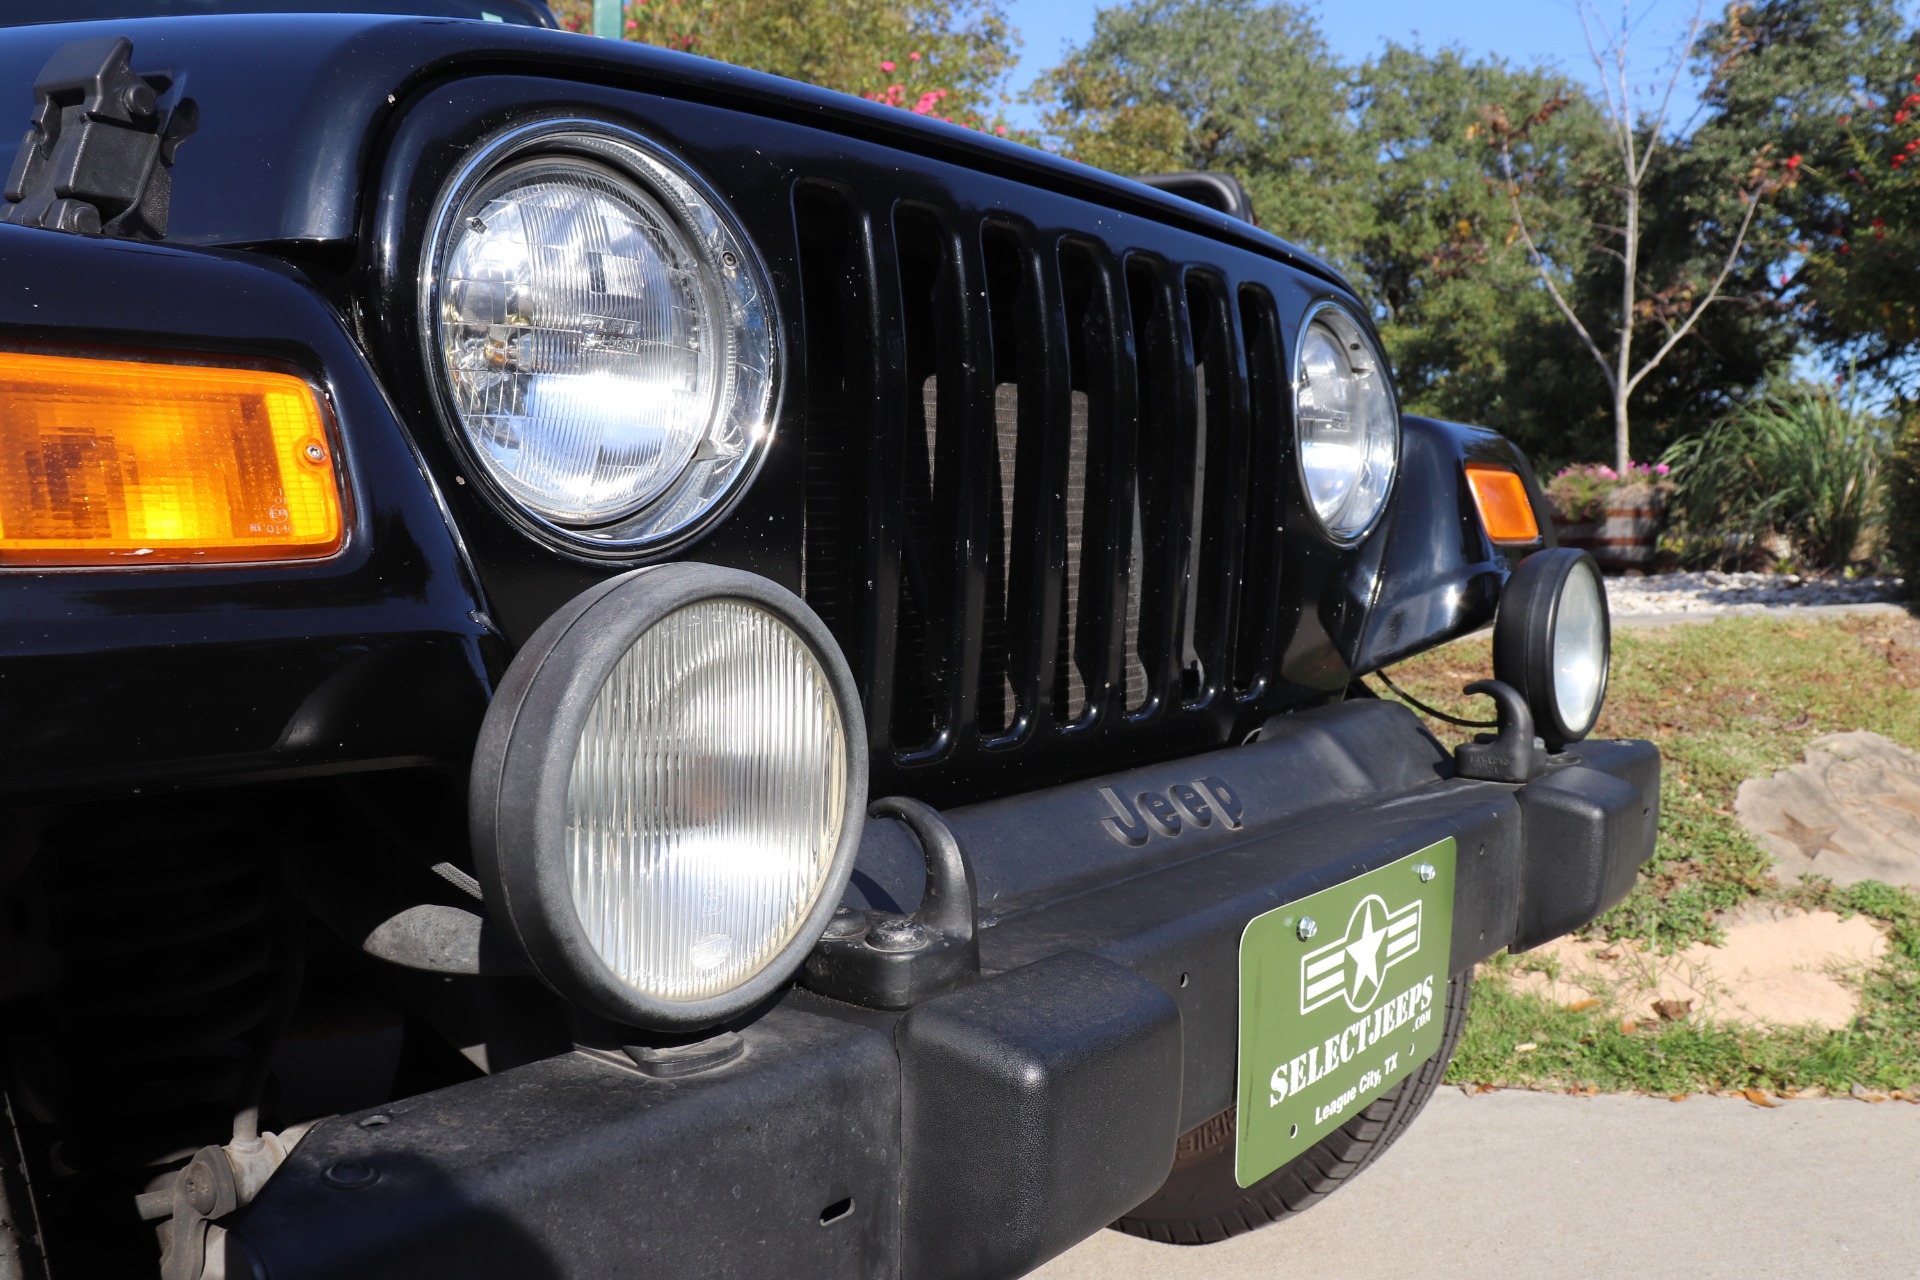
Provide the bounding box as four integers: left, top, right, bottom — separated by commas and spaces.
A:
1370, 668, 1499, 729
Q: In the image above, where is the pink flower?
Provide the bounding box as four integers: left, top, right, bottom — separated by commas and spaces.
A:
995, 124, 1008, 136
909, 51, 921, 61
1597, 466, 1617, 481
1654, 463, 1670, 476
880, 60, 895, 72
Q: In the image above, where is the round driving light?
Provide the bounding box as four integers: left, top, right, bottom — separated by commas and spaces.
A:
471, 564, 866, 1029
1492, 547, 1611, 750
423, 120, 779, 552
1292, 302, 1399, 543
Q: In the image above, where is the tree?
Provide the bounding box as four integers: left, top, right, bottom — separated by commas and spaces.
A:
1694, 0, 1920, 389
549, 0, 1020, 126
1493, 0, 1779, 473
1350, 46, 1611, 454
1030, 0, 1367, 261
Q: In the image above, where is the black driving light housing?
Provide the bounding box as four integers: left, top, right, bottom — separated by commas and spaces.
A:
470, 563, 867, 1030
1491, 547, 1611, 751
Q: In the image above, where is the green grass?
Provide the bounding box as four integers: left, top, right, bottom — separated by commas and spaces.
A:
1379, 613, 1920, 1094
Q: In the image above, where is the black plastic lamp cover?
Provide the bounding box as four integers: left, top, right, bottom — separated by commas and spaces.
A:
469, 562, 868, 1030
1491, 547, 1611, 750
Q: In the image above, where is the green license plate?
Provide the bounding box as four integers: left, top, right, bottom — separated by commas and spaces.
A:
1234, 838, 1457, 1187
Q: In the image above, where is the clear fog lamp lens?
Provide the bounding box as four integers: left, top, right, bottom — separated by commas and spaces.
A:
1294, 306, 1398, 542
426, 124, 779, 550
1552, 559, 1607, 733
568, 599, 849, 1002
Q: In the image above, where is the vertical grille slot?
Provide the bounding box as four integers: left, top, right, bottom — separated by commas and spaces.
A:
978, 233, 1022, 737
1184, 272, 1252, 706
1235, 284, 1288, 695
889, 208, 953, 753
795, 185, 864, 659
1123, 257, 1199, 715
978, 226, 1068, 745
1057, 239, 1137, 727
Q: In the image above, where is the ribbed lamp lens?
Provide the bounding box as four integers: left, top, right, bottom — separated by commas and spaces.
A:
1294, 307, 1398, 542
438, 157, 719, 525
565, 599, 849, 1002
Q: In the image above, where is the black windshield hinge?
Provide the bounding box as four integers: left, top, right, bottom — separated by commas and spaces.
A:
1, 35, 197, 240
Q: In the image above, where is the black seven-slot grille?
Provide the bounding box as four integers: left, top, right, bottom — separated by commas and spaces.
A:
795, 181, 1306, 804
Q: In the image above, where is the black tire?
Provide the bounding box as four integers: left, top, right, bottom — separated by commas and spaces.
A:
1114, 969, 1473, 1245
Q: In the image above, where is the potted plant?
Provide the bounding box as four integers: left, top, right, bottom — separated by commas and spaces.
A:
1546, 462, 1672, 573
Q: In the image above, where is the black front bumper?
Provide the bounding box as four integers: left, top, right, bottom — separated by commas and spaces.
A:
226, 700, 1658, 1280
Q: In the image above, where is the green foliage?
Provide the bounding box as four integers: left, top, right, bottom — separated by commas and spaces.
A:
1350, 46, 1607, 452
1883, 409, 1920, 578
1028, 0, 1364, 257
1660, 386, 1888, 569
1448, 970, 1920, 1094
551, 0, 1019, 125
1695, 0, 1920, 385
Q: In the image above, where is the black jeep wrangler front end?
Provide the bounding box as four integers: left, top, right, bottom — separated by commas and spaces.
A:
0, 14, 1658, 1279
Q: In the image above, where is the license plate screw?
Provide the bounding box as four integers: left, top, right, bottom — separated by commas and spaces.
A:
1415, 863, 1436, 882
1296, 917, 1318, 941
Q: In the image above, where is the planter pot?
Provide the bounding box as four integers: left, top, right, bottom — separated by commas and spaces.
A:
1550, 485, 1668, 574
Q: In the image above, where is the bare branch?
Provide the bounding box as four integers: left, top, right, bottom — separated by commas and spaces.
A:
1635, 0, 1708, 186
1577, 0, 1636, 174
1501, 144, 1612, 380
1624, 187, 1764, 395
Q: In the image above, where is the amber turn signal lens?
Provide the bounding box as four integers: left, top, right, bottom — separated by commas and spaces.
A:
1464, 464, 1540, 545
0, 351, 344, 566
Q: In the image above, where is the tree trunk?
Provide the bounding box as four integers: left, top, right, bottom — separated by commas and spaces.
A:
1614, 183, 1639, 474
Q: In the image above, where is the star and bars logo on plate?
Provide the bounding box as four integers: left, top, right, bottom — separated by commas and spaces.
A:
1299, 893, 1423, 1015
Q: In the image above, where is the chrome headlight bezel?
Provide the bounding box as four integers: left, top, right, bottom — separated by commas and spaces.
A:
469, 563, 868, 1031
419, 117, 782, 557
1290, 299, 1400, 546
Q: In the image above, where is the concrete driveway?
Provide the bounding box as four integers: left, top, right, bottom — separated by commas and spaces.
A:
1033, 1089, 1920, 1280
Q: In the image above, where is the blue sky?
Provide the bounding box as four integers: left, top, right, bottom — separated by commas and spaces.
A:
1001, 0, 1714, 131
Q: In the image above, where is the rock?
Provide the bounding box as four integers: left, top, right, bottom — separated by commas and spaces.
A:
1735, 731, 1920, 888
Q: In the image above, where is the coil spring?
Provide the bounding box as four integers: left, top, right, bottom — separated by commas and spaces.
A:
9, 803, 283, 1177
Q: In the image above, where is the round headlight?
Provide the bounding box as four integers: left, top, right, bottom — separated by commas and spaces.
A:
1292, 302, 1398, 542
423, 120, 778, 551
1492, 547, 1611, 749
471, 564, 865, 1029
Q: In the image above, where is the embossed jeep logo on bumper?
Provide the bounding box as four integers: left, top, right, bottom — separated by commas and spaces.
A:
1097, 776, 1245, 845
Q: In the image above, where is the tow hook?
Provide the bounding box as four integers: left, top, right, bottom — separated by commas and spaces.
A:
802, 796, 981, 1010
1452, 679, 1550, 784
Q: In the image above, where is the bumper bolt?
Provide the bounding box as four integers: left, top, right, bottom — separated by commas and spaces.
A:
322, 1161, 379, 1191
1297, 917, 1318, 942
866, 916, 931, 953
1415, 863, 1436, 883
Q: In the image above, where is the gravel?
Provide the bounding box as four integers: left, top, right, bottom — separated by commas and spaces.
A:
1604, 571, 1908, 616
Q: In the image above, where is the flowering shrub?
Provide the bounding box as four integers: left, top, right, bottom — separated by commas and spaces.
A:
1545, 462, 1671, 523
1795, 69, 1920, 373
